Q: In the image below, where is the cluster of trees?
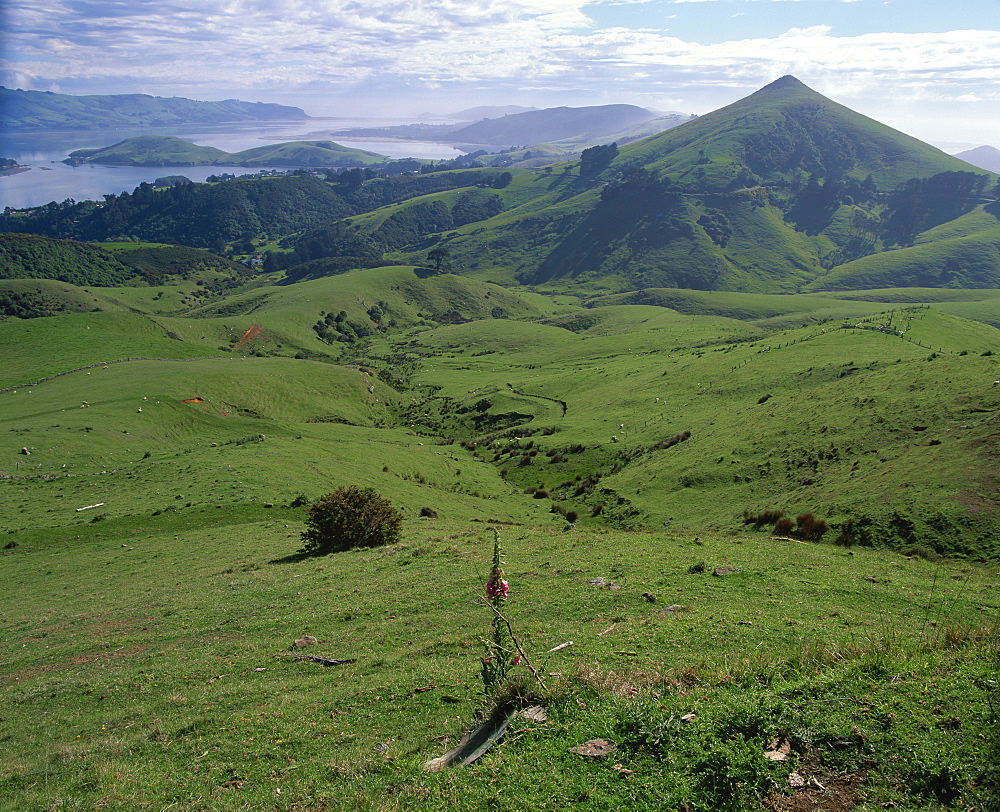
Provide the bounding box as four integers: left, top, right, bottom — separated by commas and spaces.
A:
0, 175, 353, 250
0, 169, 511, 264
311, 301, 391, 344
0, 288, 83, 319
579, 143, 618, 177
0, 233, 136, 286
286, 189, 504, 268
741, 106, 873, 178
883, 171, 991, 246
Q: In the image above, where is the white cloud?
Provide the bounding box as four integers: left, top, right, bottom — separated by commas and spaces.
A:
1, 0, 998, 142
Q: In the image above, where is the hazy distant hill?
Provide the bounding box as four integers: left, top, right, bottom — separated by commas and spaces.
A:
436, 104, 658, 146
955, 145, 1000, 173
447, 104, 539, 119
420, 105, 538, 120
331, 103, 659, 148
0, 87, 309, 132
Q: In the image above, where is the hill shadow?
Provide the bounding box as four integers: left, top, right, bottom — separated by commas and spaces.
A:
269, 551, 314, 565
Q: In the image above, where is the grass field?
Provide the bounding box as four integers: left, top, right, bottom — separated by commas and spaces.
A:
2, 513, 997, 810
1, 270, 998, 809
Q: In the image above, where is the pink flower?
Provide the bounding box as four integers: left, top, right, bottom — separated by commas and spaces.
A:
486, 578, 510, 599
513, 655, 522, 667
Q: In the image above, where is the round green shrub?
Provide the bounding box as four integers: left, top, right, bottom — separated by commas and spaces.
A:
299, 486, 402, 555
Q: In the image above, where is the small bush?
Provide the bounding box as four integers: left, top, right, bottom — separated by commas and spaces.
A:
565, 510, 579, 523
743, 509, 783, 527
299, 487, 402, 555
774, 517, 795, 535
796, 513, 830, 541
419, 506, 438, 518
835, 519, 855, 547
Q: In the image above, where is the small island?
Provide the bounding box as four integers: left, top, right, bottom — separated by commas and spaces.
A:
0, 157, 29, 176
64, 135, 387, 167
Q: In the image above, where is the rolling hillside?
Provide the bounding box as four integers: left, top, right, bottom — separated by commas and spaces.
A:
1, 227, 998, 810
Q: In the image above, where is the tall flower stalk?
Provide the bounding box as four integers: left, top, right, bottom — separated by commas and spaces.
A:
481, 527, 512, 695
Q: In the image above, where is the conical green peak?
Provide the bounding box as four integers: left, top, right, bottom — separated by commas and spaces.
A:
759, 74, 807, 92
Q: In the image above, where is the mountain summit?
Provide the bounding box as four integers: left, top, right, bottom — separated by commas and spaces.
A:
617, 74, 971, 191
430, 76, 997, 291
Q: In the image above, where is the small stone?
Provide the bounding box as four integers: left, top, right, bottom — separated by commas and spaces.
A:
569, 739, 617, 757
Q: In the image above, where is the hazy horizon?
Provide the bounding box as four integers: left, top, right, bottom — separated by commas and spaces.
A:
2, 0, 998, 147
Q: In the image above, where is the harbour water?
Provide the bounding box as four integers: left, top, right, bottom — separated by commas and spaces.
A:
0, 119, 466, 209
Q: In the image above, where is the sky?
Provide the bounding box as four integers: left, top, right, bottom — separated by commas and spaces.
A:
2, 0, 998, 147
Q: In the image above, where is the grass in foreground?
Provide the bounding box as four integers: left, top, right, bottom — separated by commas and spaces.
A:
2, 514, 997, 810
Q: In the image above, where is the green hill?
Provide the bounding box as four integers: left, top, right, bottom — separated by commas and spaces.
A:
392, 77, 997, 293
0, 234, 252, 291
2, 174, 356, 250
228, 140, 384, 167
66, 136, 231, 166
66, 136, 385, 167
615, 75, 980, 190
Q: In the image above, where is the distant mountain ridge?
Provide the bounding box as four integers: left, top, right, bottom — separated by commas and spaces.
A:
445, 104, 658, 146
419, 105, 539, 120
0, 87, 309, 132
331, 103, 660, 148
955, 145, 1000, 174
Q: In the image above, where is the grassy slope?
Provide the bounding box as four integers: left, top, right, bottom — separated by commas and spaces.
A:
2, 271, 999, 810
810, 206, 1000, 291
2, 513, 997, 810
0, 278, 119, 317
0, 312, 222, 389
399, 306, 1000, 559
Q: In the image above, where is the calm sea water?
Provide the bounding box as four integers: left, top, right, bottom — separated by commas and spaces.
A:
0, 119, 465, 209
